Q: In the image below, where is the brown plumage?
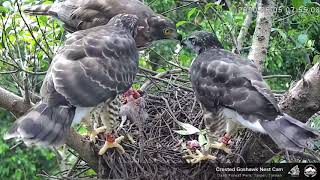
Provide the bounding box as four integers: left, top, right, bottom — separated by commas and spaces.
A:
24, 0, 180, 48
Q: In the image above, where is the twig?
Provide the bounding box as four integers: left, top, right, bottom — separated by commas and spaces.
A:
234, 3, 254, 53
161, 2, 196, 14
140, 69, 183, 91
67, 157, 81, 177
138, 73, 193, 92
15, 0, 52, 59
263, 75, 291, 79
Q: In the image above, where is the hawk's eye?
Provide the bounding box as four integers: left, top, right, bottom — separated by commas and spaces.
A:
189, 37, 196, 45
163, 28, 173, 36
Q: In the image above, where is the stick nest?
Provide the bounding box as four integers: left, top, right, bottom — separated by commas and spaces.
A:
55, 70, 319, 179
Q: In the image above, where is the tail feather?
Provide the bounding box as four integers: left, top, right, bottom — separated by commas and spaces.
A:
4, 103, 75, 147
261, 114, 320, 152
23, 4, 55, 16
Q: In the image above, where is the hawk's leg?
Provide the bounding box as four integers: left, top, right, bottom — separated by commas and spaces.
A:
209, 120, 238, 154
182, 110, 221, 163
96, 97, 126, 155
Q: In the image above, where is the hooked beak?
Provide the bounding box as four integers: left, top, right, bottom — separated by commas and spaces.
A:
180, 38, 187, 46
177, 33, 183, 41
168, 31, 182, 42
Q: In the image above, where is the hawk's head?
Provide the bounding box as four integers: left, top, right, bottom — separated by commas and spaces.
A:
109, 14, 139, 38
181, 31, 223, 54
147, 15, 181, 41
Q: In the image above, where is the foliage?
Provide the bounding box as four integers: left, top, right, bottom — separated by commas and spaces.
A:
0, 0, 320, 178
0, 109, 58, 180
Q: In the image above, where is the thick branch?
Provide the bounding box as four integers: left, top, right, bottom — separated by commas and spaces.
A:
0, 87, 31, 116
0, 87, 99, 171
279, 63, 320, 122
248, 0, 274, 71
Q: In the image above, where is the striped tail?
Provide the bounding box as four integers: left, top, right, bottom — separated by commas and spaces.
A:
23, 4, 55, 16
261, 114, 320, 152
4, 103, 75, 147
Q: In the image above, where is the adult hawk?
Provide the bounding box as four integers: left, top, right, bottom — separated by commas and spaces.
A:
4, 14, 139, 154
182, 31, 320, 163
24, 0, 180, 48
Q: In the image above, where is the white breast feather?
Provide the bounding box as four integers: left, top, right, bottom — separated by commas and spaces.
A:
223, 108, 266, 134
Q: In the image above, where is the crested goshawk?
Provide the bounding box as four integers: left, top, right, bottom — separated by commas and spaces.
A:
182, 31, 320, 163
24, 0, 180, 48
5, 14, 139, 154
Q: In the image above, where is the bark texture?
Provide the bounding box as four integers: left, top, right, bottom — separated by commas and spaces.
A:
279, 63, 320, 122
248, 0, 274, 71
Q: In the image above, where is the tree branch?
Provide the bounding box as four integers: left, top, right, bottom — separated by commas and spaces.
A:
279, 63, 320, 122
0, 87, 31, 117
248, 0, 274, 71
234, 4, 254, 53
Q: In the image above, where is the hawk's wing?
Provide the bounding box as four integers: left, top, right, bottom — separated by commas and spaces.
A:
190, 49, 280, 121
25, 0, 154, 46
41, 25, 139, 107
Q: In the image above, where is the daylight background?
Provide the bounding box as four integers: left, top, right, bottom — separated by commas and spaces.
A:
0, 0, 320, 179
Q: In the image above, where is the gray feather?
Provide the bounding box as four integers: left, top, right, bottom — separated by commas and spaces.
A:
4, 14, 139, 147
4, 103, 75, 146
23, 0, 177, 48
51, 19, 138, 107
261, 114, 320, 152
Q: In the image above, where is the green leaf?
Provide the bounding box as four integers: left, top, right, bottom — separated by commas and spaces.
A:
176, 21, 187, 27
292, 0, 304, 7
298, 34, 308, 44
0, 6, 8, 13
204, 3, 214, 12
187, 7, 197, 19
313, 55, 320, 64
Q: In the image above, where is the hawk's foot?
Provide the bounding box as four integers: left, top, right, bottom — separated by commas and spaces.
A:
87, 126, 107, 143
98, 134, 125, 155
183, 149, 216, 164
208, 142, 231, 154
208, 133, 231, 154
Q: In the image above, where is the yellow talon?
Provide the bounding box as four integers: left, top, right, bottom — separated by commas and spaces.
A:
98, 135, 125, 155
88, 126, 107, 143
208, 142, 231, 154
183, 149, 216, 164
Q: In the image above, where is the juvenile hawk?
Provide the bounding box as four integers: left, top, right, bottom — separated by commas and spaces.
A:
4, 14, 139, 154
24, 0, 180, 48
182, 31, 320, 163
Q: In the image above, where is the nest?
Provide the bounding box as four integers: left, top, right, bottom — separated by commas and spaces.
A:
46, 69, 319, 179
